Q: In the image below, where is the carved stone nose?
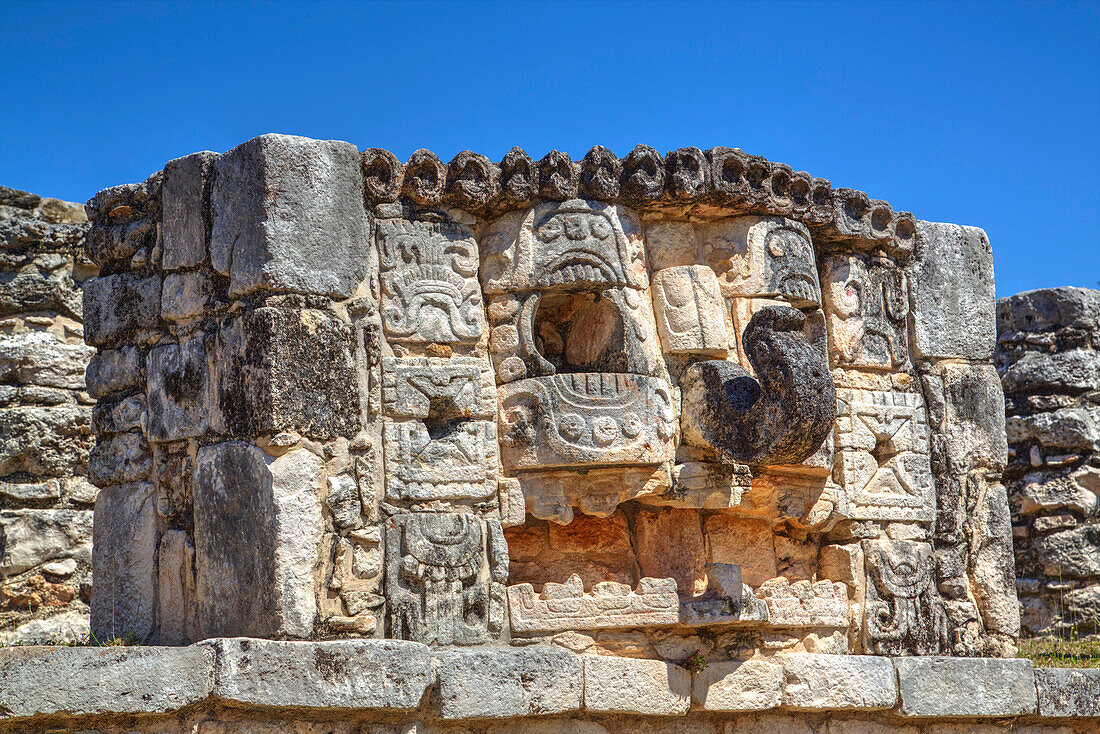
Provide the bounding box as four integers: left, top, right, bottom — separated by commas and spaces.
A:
681, 305, 836, 466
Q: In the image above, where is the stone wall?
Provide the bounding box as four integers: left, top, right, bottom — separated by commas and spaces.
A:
81, 134, 1017, 660
1, 640, 1097, 732
0, 186, 97, 643
998, 287, 1100, 636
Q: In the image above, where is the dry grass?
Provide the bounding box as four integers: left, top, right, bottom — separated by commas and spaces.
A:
1019, 633, 1100, 668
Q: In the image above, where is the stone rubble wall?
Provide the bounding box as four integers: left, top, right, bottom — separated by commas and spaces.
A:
0, 640, 1096, 732
0, 186, 97, 643
998, 287, 1100, 637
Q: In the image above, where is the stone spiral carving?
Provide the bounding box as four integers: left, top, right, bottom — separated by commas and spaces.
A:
683, 305, 836, 466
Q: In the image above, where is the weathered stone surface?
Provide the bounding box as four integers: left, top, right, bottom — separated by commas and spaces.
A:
147, 337, 209, 441
84, 345, 142, 398
213, 306, 359, 440
155, 528, 198, 645
87, 430, 150, 486
781, 654, 897, 710
909, 222, 996, 360
0, 404, 92, 479
998, 286, 1100, 335
0, 609, 89, 644
208, 638, 431, 710
160, 270, 214, 322
0, 330, 94, 390
651, 265, 729, 355
82, 272, 161, 347
705, 515, 776, 587
940, 364, 1007, 472
862, 540, 947, 655
583, 655, 691, 715
1006, 405, 1100, 451
821, 254, 910, 370
211, 134, 369, 298
693, 659, 783, 711
162, 151, 218, 270
1034, 667, 1100, 717
894, 657, 1036, 717
193, 443, 325, 639
91, 482, 157, 642
699, 216, 821, 306
0, 644, 213, 719
0, 509, 93, 575
435, 646, 582, 719
1002, 348, 1100, 393
508, 576, 679, 633
1034, 524, 1100, 578
633, 507, 707, 596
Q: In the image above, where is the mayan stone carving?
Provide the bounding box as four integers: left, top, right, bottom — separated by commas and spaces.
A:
78, 135, 1016, 665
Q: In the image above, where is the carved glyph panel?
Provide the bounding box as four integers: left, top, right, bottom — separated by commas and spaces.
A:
651, 265, 729, 356
377, 218, 485, 343
835, 388, 933, 522
821, 254, 910, 370
382, 356, 496, 419
863, 539, 948, 655
382, 420, 498, 501
385, 512, 507, 646
507, 575, 679, 633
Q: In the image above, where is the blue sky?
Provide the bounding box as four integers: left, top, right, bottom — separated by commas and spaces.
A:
1, 1, 1096, 297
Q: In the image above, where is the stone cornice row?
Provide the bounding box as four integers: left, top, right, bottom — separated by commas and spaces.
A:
1, 639, 1095, 725
362, 145, 917, 260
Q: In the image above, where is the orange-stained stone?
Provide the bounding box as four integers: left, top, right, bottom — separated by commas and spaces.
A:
704, 514, 777, 587
547, 509, 632, 554
504, 524, 547, 562
634, 507, 708, 596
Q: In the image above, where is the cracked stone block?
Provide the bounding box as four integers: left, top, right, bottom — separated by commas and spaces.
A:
211, 134, 369, 298
91, 481, 158, 642
193, 443, 325, 639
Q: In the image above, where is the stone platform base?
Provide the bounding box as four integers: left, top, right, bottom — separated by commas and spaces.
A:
1, 640, 1096, 732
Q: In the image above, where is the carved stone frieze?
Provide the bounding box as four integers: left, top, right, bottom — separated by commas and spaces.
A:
384, 512, 507, 645
863, 539, 948, 655
381, 356, 496, 420
377, 218, 485, 343
507, 575, 679, 633
382, 420, 498, 502
834, 388, 934, 522
497, 373, 676, 470
821, 254, 910, 370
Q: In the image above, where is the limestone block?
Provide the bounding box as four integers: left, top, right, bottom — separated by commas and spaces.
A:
208, 638, 431, 710
83, 272, 161, 347
378, 217, 485, 343
92, 393, 146, 436
1034, 667, 1100, 717
705, 515, 776, 587
508, 575, 679, 633
966, 480, 1020, 638
692, 659, 783, 711
147, 337, 209, 442
862, 539, 948, 655
0, 404, 92, 479
0, 509, 93, 576
634, 507, 707, 595
725, 715, 817, 734
940, 364, 1007, 472
1001, 348, 1100, 393
1019, 467, 1100, 515
780, 653, 897, 710
381, 356, 496, 419
0, 645, 213, 719
698, 216, 821, 307
0, 330, 95, 390
997, 285, 1100, 335
909, 222, 996, 360
213, 307, 359, 440
894, 657, 1036, 717
210, 134, 369, 298
1007, 405, 1100, 451
154, 529, 198, 645
160, 270, 214, 322
85, 345, 143, 398
0, 609, 89, 645
434, 646, 582, 719
646, 220, 699, 271
162, 150, 218, 270
382, 420, 497, 501
385, 512, 507, 645
91, 482, 158, 642
88, 430, 151, 486
651, 265, 729, 355
583, 655, 691, 715
1035, 525, 1100, 578
193, 443, 325, 639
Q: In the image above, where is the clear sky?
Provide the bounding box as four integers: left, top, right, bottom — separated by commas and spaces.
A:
1, 1, 1097, 297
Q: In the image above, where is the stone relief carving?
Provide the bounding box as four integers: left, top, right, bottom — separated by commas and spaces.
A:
377, 218, 484, 343
863, 539, 949, 655
382, 420, 498, 502
385, 512, 507, 645
508, 575, 679, 633
835, 388, 934, 522
821, 254, 910, 370
381, 356, 496, 419
651, 265, 729, 355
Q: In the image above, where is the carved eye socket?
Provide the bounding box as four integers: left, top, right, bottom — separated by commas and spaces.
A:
563, 215, 589, 240
589, 218, 612, 240
536, 217, 564, 242
558, 413, 585, 440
